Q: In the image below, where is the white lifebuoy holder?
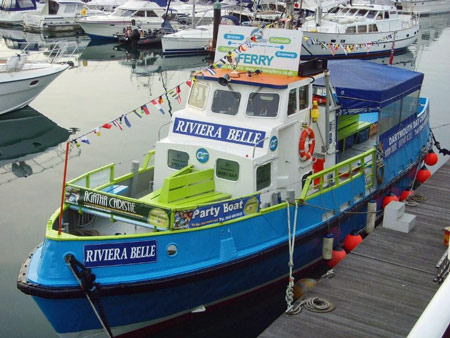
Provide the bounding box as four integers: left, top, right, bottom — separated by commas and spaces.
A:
299, 127, 315, 161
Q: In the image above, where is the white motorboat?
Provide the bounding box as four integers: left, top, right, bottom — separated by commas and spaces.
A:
0, 0, 45, 26
0, 51, 69, 115
77, 0, 181, 40
300, 0, 420, 59
396, 0, 450, 16
161, 23, 213, 54
22, 0, 101, 33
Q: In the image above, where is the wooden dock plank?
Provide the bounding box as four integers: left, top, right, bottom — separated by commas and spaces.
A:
260, 160, 450, 338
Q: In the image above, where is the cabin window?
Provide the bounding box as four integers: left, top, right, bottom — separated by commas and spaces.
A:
168, 150, 189, 170
356, 10, 367, 17
379, 100, 402, 135
256, 163, 271, 190
147, 11, 158, 17
288, 89, 297, 116
211, 90, 241, 115
113, 9, 134, 17
246, 93, 279, 117
401, 90, 419, 121
134, 11, 144, 17
216, 159, 239, 181
188, 82, 208, 109
368, 24, 378, 32
384, 12, 390, 19
390, 11, 397, 15
64, 4, 78, 13
299, 86, 309, 110
346, 26, 356, 33
17, 0, 35, 8
49, 1, 59, 14
287, 86, 308, 116
367, 10, 377, 19
349, 9, 358, 15
358, 25, 367, 33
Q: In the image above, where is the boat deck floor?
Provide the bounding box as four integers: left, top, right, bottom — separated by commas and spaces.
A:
259, 160, 450, 338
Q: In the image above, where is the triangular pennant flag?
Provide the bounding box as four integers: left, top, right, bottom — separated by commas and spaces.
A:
158, 96, 163, 104
81, 137, 90, 145
141, 105, 150, 115
151, 99, 166, 115
134, 109, 143, 118
102, 123, 112, 129
113, 119, 123, 131
186, 80, 192, 87
94, 127, 101, 136
176, 86, 181, 104
205, 67, 216, 75
124, 115, 132, 128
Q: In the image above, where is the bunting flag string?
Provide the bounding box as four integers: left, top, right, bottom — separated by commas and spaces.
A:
69, 23, 271, 147
303, 32, 395, 55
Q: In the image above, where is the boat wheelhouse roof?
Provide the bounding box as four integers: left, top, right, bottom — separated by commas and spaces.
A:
316, 59, 423, 111
200, 68, 307, 89
0, 0, 37, 11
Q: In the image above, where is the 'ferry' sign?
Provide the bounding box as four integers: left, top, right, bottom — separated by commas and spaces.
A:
173, 117, 266, 148
215, 26, 302, 76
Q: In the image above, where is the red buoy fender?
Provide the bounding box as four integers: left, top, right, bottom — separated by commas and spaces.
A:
299, 127, 315, 161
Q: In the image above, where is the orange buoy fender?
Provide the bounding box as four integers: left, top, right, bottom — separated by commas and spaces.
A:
425, 150, 438, 166
299, 127, 315, 161
417, 165, 431, 184
327, 247, 347, 268
382, 193, 399, 209
343, 232, 363, 252
400, 189, 414, 201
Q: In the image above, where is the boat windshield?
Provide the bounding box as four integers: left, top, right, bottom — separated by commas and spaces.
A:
366, 10, 377, 19
111, 8, 135, 17
211, 89, 241, 115
63, 4, 83, 13
246, 93, 279, 117
348, 8, 358, 16
356, 9, 368, 16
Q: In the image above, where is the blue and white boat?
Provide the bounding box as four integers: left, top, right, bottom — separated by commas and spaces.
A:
17, 25, 431, 337
0, 0, 44, 26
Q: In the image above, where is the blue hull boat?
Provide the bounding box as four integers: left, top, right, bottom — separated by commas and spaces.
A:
18, 26, 431, 337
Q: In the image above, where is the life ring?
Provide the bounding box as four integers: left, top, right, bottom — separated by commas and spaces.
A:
299, 127, 315, 161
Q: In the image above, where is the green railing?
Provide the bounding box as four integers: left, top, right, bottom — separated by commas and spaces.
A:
300, 148, 376, 201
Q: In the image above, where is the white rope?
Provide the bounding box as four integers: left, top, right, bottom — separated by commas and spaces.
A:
285, 199, 299, 314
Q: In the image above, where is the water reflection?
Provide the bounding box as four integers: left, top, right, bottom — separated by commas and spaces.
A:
0, 107, 79, 184
0, 27, 90, 55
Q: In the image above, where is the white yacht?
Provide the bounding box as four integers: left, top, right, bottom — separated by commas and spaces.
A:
22, 0, 100, 33
300, 0, 420, 58
77, 0, 180, 40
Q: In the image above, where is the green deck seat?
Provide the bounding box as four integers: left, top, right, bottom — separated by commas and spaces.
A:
139, 165, 231, 208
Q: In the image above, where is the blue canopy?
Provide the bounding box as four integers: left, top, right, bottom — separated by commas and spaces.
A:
316, 60, 424, 113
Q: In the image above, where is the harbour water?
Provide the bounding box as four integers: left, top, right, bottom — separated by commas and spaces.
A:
1, 14, 450, 337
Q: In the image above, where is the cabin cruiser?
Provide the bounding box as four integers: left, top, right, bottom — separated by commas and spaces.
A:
300, 0, 419, 58
77, 0, 186, 40
22, 0, 101, 33
0, 49, 70, 114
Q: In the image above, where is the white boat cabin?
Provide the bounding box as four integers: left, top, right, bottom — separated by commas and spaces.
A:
153, 64, 337, 206
307, 0, 409, 33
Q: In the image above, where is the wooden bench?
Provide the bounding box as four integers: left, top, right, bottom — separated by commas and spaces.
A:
139, 165, 231, 208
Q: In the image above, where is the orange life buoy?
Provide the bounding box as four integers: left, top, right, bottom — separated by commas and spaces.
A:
299, 127, 315, 161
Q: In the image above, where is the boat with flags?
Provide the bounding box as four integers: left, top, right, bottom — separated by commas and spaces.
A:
300, 0, 420, 58
17, 24, 432, 337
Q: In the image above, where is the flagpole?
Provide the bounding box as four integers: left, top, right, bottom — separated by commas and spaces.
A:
58, 141, 70, 235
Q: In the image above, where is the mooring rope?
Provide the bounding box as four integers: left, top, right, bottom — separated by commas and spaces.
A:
285, 199, 299, 314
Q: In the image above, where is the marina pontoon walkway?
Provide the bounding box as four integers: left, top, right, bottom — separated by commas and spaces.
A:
260, 160, 450, 338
